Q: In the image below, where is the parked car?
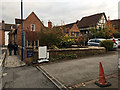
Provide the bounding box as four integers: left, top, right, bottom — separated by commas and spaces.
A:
87, 38, 118, 49
110, 38, 120, 48
87, 38, 105, 46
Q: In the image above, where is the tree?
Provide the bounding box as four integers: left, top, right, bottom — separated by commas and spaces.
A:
39, 27, 64, 48
90, 18, 116, 39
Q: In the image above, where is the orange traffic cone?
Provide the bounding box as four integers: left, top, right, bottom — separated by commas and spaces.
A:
95, 62, 111, 87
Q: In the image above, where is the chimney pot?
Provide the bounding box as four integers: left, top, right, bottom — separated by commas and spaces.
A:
2, 20, 5, 29
48, 20, 52, 29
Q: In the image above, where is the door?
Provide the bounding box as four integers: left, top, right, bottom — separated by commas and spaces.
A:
5, 31, 9, 46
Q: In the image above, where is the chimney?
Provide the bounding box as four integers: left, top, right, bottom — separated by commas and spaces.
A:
108, 16, 110, 20
48, 20, 52, 29
2, 20, 5, 30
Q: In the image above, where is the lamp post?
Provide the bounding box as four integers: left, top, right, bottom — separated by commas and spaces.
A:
21, 0, 23, 61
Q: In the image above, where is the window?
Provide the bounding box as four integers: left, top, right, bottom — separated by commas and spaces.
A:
27, 41, 31, 47
31, 24, 35, 31
95, 40, 101, 43
27, 41, 34, 47
89, 40, 95, 42
71, 32, 74, 36
34, 40, 39, 49
76, 32, 79, 37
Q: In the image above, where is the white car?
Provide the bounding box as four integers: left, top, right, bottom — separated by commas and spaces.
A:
87, 38, 105, 46
87, 38, 118, 49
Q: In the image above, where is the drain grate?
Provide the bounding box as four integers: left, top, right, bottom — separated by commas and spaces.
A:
36, 66, 68, 90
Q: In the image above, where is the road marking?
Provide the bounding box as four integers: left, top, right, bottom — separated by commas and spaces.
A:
36, 65, 68, 90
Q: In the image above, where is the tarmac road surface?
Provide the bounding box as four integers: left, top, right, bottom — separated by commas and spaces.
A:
40, 51, 118, 88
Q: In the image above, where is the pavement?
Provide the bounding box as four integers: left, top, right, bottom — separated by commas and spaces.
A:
2, 66, 58, 88
5, 54, 26, 68
40, 51, 119, 89
2, 50, 58, 88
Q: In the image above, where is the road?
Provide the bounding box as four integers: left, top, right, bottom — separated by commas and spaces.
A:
40, 51, 118, 88
2, 50, 119, 89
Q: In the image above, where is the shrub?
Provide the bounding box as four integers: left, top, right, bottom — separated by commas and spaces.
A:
100, 40, 114, 51
58, 36, 76, 48
39, 28, 63, 48
49, 45, 59, 49
49, 54, 77, 61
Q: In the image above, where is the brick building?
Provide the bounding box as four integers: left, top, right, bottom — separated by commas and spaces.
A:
77, 12, 107, 34
63, 22, 81, 37
16, 12, 46, 49
0, 20, 16, 46
111, 19, 120, 32
56, 12, 107, 38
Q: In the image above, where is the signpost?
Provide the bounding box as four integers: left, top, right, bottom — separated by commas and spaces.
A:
21, 0, 23, 61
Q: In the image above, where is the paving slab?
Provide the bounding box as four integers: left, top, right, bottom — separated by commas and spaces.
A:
5, 55, 26, 68
40, 51, 118, 87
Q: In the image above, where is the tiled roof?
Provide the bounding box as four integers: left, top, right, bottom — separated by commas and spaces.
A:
77, 12, 106, 28
64, 22, 76, 29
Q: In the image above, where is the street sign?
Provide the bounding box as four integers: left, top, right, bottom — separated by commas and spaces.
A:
27, 51, 33, 57
38, 46, 47, 59
38, 46, 49, 63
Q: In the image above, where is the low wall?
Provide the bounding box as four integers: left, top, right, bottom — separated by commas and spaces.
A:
33, 47, 105, 61
18, 46, 105, 64
18, 46, 33, 64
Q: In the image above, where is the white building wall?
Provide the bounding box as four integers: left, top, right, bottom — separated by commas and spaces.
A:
5, 31, 9, 46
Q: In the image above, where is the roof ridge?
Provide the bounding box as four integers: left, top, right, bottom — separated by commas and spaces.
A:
82, 12, 105, 18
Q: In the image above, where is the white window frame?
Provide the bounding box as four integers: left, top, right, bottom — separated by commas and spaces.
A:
31, 24, 35, 31
34, 40, 39, 49
27, 40, 30, 47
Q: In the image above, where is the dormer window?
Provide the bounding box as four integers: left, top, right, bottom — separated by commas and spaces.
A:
31, 24, 35, 31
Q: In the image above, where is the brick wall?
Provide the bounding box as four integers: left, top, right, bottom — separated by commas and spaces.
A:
0, 30, 4, 46
33, 47, 105, 61
18, 47, 105, 64
69, 24, 81, 37
0, 21, 5, 46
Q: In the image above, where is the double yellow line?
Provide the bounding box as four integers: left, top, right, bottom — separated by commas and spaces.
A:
0, 51, 6, 66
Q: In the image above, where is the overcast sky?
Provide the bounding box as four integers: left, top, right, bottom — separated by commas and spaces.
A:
1, 0, 120, 26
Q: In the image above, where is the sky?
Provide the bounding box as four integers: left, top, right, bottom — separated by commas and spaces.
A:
1, 0, 120, 27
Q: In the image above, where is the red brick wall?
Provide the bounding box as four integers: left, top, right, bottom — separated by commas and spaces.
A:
17, 12, 45, 46
0, 21, 5, 46
69, 24, 81, 37
0, 30, 5, 45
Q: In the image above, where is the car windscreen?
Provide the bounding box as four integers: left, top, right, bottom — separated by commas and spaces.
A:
89, 40, 96, 42
95, 40, 101, 43
118, 39, 120, 41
